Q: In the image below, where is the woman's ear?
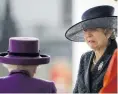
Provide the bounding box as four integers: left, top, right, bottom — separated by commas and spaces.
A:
106, 32, 112, 39
107, 31, 113, 39
34, 66, 38, 73
104, 29, 112, 39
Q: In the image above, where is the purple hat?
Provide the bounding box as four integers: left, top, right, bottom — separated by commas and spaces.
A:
0, 37, 50, 65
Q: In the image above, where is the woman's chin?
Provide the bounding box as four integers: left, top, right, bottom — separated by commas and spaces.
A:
89, 45, 97, 50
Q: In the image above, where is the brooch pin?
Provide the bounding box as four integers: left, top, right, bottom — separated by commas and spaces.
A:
98, 61, 104, 71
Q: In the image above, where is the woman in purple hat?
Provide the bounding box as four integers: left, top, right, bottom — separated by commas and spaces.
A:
65, 5, 117, 93
0, 37, 57, 93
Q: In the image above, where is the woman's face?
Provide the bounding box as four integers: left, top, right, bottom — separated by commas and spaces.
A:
84, 28, 110, 50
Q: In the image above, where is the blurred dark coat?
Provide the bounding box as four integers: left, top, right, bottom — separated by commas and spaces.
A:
73, 39, 117, 93
0, 70, 57, 93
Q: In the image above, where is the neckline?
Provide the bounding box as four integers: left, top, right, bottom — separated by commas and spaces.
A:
9, 70, 31, 77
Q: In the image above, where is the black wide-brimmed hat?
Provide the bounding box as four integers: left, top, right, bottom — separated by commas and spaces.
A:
65, 5, 117, 42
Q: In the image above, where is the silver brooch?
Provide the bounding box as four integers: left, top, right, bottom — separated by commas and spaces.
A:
98, 61, 104, 71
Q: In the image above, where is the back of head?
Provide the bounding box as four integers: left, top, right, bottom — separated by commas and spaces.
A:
2, 63, 37, 77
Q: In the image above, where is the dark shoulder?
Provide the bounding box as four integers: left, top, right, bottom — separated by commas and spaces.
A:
79, 50, 94, 71
32, 78, 56, 93
80, 50, 94, 60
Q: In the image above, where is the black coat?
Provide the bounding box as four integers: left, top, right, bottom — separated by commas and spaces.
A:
73, 39, 117, 93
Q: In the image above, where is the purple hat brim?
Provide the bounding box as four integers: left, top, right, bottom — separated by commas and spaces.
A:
0, 53, 50, 65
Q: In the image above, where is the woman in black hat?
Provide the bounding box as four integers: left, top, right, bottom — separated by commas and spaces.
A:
65, 5, 117, 93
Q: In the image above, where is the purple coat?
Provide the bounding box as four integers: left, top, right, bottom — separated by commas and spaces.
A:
0, 70, 57, 93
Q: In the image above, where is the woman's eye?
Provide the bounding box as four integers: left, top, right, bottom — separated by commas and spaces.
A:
90, 28, 97, 31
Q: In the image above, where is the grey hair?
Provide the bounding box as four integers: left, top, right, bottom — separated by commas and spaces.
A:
2, 64, 38, 72
104, 28, 117, 39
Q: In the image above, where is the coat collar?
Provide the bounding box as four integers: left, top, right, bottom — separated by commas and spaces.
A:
91, 39, 117, 76
84, 39, 117, 92
84, 51, 94, 92
9, 70, 31, 77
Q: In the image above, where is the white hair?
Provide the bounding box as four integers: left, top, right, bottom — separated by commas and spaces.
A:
2, 63, 38, 76
104, 28, 117, 39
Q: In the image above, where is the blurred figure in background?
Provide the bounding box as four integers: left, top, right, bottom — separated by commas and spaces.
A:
0, 0, 18, 77
50, 59, 72, 93
0, 37, 57, 93
0, 0, 17, 52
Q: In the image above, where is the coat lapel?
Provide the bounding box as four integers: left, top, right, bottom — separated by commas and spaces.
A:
84, 51, 94, 92
95, 54, 112, 76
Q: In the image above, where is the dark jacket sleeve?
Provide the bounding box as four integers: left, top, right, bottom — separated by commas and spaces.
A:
73, 53, 85, 93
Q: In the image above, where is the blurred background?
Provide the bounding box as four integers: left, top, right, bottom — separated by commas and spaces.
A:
0, 0, 117, 93
0, 0, 72, 93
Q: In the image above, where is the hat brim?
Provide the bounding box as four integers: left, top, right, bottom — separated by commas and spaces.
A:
65, 16, 117, 42
0, 52, 50, 65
